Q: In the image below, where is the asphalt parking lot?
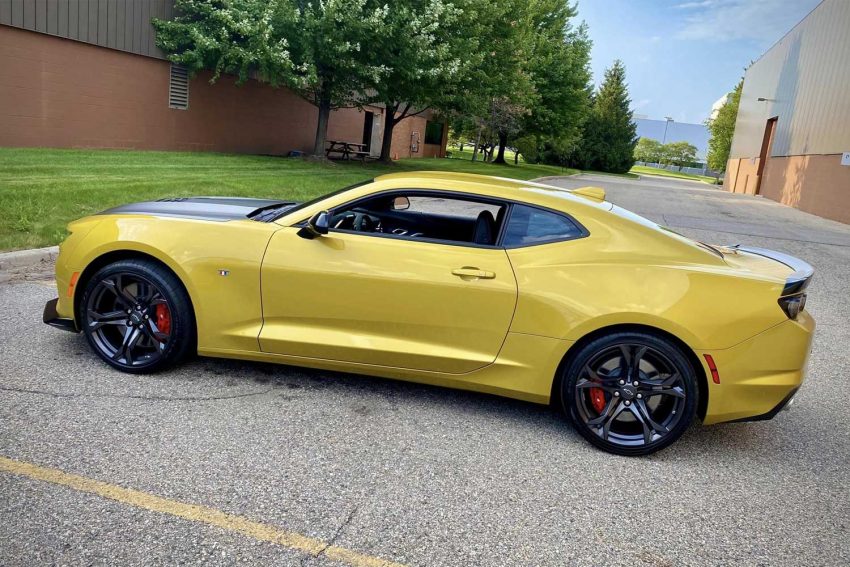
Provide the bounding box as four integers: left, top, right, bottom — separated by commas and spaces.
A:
1, 174, 849, 566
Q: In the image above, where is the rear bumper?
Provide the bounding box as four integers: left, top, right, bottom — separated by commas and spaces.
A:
43, 298, 78, 333
728, 387, 799, 423
701, 310, 814, 424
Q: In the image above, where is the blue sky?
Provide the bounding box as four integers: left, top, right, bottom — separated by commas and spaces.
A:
575, 0, 823, 124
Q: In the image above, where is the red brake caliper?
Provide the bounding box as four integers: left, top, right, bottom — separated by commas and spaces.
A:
155, 303, 171, 340
589, 387, 606, 413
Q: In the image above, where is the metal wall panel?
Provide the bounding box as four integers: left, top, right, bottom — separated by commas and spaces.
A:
0, 0, 172, 59
730, 0, 850, 158
12, 0, 22, 27
35, 0, 46, 33
58, 0, 68, 36
68, 0, 78, 39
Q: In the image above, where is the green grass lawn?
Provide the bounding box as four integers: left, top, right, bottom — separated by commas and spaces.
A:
0, 147, 576, 251
630, 165, 719, 184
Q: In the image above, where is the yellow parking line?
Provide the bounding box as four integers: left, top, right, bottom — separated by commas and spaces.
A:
0, 455, 405, 567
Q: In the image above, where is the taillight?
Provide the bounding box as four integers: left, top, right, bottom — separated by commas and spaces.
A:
778, 293, 807, 320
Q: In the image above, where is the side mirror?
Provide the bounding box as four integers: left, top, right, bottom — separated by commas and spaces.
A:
298, 210, 330, 239
391, 196, 410, 211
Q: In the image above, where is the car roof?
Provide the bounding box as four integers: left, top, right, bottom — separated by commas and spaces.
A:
372, 171, 611, 212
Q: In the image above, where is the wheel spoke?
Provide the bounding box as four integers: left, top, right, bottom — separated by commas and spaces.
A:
87, 309, 127, 330
648, 386, 686, 399
635, 399, 670, 434
600, 402, 627, 441
142, 319, 169, 344
576, 379, 619, 393
101, 276, 138, 308
627, 403, 654, 445
618, 345, 647, 381
112, 326, 143, 364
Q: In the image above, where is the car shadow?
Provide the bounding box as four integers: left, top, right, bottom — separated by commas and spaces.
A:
54, 332, 806, 463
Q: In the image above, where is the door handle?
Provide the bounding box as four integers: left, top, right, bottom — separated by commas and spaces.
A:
451, 267, 496, 279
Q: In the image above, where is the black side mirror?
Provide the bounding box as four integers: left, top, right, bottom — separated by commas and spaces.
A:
298, 210, 330, 239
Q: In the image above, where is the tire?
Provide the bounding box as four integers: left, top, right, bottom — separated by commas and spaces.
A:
79, 258, 195, 373
560, 331, 698, 456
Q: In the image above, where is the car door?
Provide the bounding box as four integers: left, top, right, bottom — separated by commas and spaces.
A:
259, 217, 517, 374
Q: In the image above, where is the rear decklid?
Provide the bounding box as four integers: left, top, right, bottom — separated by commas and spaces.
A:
720, 245, 814, 296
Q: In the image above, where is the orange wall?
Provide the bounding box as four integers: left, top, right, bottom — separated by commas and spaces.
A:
760, 155, 850, 224
725, 157, 761, 195
725, 154, 850, 223
0, 25, 374, 155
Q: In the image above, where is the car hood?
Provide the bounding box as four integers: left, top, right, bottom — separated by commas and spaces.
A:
99, 197, 297, 222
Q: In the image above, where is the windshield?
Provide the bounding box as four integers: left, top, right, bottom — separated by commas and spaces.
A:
271, 179, 374, 221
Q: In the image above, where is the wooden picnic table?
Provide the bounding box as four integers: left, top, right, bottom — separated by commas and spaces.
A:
326, 140, 371, 162
325, 140, 369, 160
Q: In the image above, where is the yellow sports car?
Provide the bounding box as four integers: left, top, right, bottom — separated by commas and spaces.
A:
43, 172, 815, 455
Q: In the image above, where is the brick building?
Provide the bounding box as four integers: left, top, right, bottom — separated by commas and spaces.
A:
0, 0, 447, 159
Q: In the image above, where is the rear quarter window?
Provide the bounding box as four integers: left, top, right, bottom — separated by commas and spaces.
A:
503, 204, 584, 246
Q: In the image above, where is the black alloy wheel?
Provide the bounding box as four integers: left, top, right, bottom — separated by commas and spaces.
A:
80, 259, 194, 373
561, 332, 698, 456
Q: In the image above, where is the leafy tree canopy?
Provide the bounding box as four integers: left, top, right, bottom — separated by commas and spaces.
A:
706, 80, 742, 172
154, 0, 390, 156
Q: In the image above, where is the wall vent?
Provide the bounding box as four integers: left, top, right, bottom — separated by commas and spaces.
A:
168, 64, 189, 110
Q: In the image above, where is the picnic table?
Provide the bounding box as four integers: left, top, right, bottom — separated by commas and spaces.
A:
326, 140, 371, 162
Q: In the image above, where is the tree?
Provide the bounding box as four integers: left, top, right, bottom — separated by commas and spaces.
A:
634, 137, 663, 163
459, 0, 538, 165
154, 0, 388, 157
706, 80, 742, 172
363, 0, 482, 162
664, 141, 698, 168
517, 9, 592, 166
575, 60, 638, 173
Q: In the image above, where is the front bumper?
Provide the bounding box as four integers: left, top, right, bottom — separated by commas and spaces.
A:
701, 310, 814, 424
43, 298, 78, 333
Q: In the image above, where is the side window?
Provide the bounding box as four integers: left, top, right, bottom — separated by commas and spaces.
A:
329, 192, 506, 246
503, 204, 583, 246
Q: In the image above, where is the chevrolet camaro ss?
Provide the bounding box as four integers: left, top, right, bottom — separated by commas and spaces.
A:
43, 172, 815, 455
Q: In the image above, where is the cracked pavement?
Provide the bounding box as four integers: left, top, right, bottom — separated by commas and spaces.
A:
1, 174, 849, 566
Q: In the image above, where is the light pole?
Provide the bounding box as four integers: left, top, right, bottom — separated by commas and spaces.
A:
662, 116, 674, 144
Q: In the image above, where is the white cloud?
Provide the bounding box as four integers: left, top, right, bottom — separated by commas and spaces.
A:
634, 98, 652, 110
674, 1, 715, 9
674, 0, 821, 43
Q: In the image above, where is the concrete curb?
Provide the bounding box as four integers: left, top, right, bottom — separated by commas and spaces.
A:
0, 246, 59, 272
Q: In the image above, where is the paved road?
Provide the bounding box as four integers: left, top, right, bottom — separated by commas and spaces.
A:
1, 174, 849, 566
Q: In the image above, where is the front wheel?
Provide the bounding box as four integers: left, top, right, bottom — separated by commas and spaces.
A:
80, 259, 195, 373
561, 332, 698, 456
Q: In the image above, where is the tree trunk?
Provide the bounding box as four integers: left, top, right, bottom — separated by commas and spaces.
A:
514, 152, 519, 165
312, 93, 332, 158
471, 128, 482, 162
492, 131, 508, 164
379, 104, 398, 163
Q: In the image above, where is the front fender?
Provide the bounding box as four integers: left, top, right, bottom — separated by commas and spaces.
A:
59, 215, 279, 352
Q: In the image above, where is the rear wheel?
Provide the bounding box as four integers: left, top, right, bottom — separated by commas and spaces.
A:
80, 259, 194, 373
561, 332, 698, 456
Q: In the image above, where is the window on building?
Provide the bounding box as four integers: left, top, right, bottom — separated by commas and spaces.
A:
168, 64, 189, 110
503, 205, 584, 246
424, 120, 444, 145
